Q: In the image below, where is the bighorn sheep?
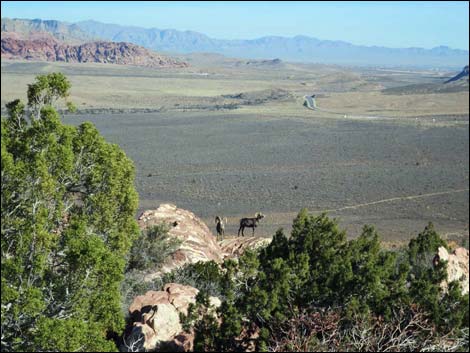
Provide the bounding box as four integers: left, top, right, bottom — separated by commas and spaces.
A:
238, 212, 265, 237
215, 216, 227, 240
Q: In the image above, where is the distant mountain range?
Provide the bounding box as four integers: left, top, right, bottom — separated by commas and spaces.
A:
75, 20, 470, 68
1, 18, 187, 68
1, 17, 95, 44
2, 18, 469, 68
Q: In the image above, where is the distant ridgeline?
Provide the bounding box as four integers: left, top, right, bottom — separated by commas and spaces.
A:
445, 65, 469, 83
2, 17, 469, 68
1, 18, 188, 68
382, 65, 469, 95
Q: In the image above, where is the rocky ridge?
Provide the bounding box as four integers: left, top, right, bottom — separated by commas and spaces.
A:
1, 37, 188, 68
128, 204, 273, 351
126, 283, 221, 351
1, 17, 94, 44
138, 204, 271, 281
444, 65, 469, 83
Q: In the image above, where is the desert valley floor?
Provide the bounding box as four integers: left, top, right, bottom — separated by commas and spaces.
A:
2, 59, 469, 244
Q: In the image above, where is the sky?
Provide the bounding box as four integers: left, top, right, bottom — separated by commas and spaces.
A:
1, 1, 469, 50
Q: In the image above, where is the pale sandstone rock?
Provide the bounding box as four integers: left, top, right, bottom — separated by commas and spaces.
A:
139, 204, 273, 281
434, 246, 469, 295
128, 205, 274, 351
127, 283, 220, 351
164, 283, 199, 316
138, 204, 224, 281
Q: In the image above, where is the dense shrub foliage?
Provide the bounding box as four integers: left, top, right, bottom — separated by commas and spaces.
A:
161, 260, 225, 297
1, 74, 139, 352
184, 211, 469, 352
126, 224, 180, 272
120, 225, 181, 312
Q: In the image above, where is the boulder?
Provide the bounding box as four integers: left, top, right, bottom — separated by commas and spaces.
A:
164, 283, 198, 316
219, 236, 272, 259
434, 246, 469, 295
126, 283, 220, 352
138, 204, 271, 280
138, 204, 224, 281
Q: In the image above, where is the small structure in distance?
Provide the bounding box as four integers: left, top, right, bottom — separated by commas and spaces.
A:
304, 94, 317, 110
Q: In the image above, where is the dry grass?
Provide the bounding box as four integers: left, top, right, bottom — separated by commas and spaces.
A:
317, 91, 469, 118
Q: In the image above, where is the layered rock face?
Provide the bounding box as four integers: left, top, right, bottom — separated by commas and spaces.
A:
1, 37, 188, 68
126, 283, 221, 351
434, 246, 469, 295
138, 203, 272, 280
129, 204, 272, 350
138, 204, 224, 280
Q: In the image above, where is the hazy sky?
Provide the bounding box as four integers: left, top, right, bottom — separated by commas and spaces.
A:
2, 1, 469, 50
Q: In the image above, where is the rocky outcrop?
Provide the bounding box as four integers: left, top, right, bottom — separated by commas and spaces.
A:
434, 246, 469, 295
138, 204, 224, 280
444, 65, 469, 83
125, 283, 221, 352
128, 205, 271, 351
244, 58, 283, 66
1, 37, 188, 68
222, 88, 294, 105
220, 237, 272, 259
384, 65, 469, 95
138, 204, 272, 279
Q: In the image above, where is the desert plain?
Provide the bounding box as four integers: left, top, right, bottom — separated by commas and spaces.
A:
1, 57, 468, 245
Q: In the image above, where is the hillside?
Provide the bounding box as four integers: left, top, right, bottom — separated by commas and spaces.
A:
1, 37, 188, 68
445, 65, 469, 83
1, 17, 95, 44
382, 65, 469, 94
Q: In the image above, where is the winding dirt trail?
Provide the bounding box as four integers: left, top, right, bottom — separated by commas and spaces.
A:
323, 188, 470, 213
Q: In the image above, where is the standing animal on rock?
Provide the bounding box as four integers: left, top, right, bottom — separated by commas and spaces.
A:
238, 213, 265, 237
215, 216, 227, 240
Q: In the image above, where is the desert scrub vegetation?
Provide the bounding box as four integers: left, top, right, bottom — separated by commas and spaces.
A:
121, 259, 224, 316
158, 260, 225, 298
120, 224, 182, 312
1, 73, 139, 352
183, 210, 469, 352
125, 224, 180, 272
